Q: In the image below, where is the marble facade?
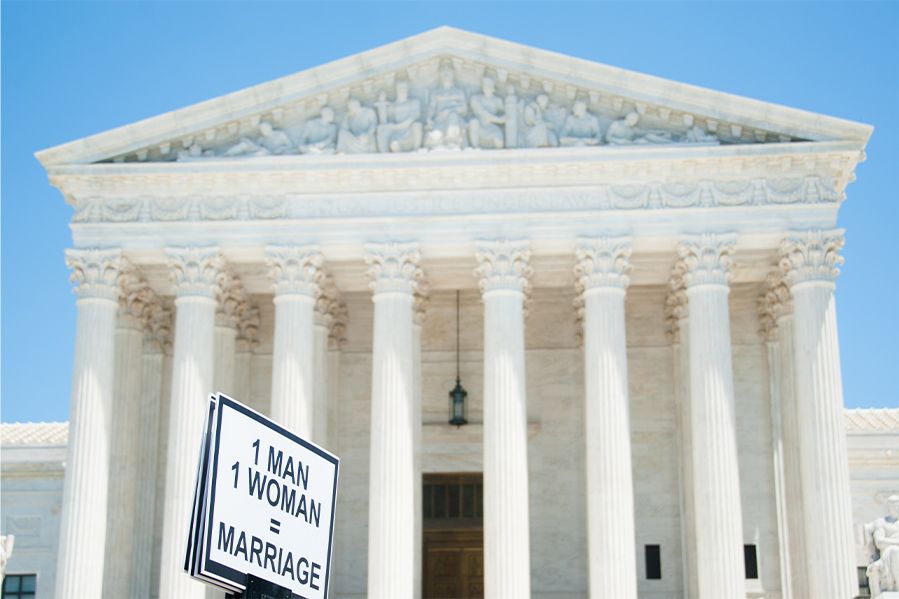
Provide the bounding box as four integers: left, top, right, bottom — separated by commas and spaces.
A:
3, 26, 890, 599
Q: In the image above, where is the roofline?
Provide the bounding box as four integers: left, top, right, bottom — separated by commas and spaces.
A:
34, 25, 873, 168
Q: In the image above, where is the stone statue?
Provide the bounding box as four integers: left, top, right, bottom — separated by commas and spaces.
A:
425, 64, 468, 150
0, 535, 14, 584
337, 99, 378, 154
521, 94, 558, 148
683, 125, 719, 144
606, 112, 672, 145
559, 101, 602, 147
865, 495, 899, 597
467, 77, 506, 149
223, 121, 293, 157
375, 81, 423, 152
298, 107, 338, 154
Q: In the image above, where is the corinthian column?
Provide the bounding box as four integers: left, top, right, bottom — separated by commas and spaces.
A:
55, 249, 122, 599
677, 234, 745, 598
575, 237, 638, 599
475, 239, 532, 599
131, 301, 171, 599
412, 285, 428, 599
103, 267, 147, 599
267, 245, 322, 439
313, 276, 337, 446
780, 230, 856, 599
365, 242, 421, 599
159, 247, 222, 599
214, 272, 244, 397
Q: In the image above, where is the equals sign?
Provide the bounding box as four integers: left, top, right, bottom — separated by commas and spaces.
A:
270, 518, 281, 534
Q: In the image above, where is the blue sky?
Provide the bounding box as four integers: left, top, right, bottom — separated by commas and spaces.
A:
2, 1, 897, 422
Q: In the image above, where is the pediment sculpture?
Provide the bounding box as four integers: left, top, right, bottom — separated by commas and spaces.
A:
863, 494, 899, 597
175, 62, 729, 161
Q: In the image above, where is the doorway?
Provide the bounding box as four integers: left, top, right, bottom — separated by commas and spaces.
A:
422, 473, 484, 599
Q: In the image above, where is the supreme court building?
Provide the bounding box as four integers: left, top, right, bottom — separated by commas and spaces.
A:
14, 27, 893, 599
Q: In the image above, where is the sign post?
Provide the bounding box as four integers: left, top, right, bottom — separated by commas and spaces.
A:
186, 394, 339, 599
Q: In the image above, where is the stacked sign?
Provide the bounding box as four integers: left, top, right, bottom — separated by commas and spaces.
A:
185, 393, 340, 598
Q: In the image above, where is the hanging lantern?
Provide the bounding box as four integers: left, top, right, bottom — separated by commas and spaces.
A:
448, 290, 468, 427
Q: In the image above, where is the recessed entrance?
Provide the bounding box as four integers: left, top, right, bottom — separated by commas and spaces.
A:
423, 473, 484, 599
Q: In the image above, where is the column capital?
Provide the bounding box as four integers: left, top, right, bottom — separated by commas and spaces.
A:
118, 261, 172, 352
144, 301, 173, 354
314, 275, 338, 329
575, 237, 632, 293
779, 229, 845, 287
266, 245, 323, 298
65, 248, 123, 302
664, 267, 688, 344
758, 272, 793, 342
235, 303, 260, 353
474, 239, 532, 296
166, 247, 223, 299
216, 271, 248, 328
365, 242, 422, 297
413, 281, 430, 327
676, 233, 736, 288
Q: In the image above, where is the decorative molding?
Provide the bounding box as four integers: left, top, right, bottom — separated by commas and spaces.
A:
758, 272, 793, 342
574, 237, 632, 292
64, 173, 845, 224
216, 271, 248, 328
118, 260, 173, 352
413, 280, 431, 326
65, 248, 123, 301
265, 245, 323, 298
235, 302, 261, 352
474, 239, 532, 296
779, 229, 845, 287
676, 233, 737, 288
166, 246, 223, 298
364, 242, 422, 296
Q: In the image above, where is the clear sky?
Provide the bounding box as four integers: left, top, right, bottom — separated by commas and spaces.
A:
2, 1, 897, 423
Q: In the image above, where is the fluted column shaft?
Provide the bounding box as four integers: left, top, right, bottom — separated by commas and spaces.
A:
159, 247, 222, 599
476, 240, 531, 599
576, 238, 638, 599
267, 246, 322, 439
678, 234, 746, 598
103, 311, 144, 598
131, 340, 166, 598
781, 230, 856, 599
366, 243, 420, 599
214, 322, 236, 395
55, 249, 122, 599
412, 292, 427, 599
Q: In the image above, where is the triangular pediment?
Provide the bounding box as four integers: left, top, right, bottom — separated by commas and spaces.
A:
35, 26, 871, 167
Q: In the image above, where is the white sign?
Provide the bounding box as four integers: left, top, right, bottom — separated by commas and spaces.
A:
188, 394, 339, 598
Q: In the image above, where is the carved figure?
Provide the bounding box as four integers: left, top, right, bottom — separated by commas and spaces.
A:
375, 81, 423, 152
0, 535, 14, 584
683, 125, 719, 144
865, 495, 899, 597
299, 107, 338, 154
521, 94, 558, 148
607, 112, 672, 145
337, 99, 378, 154
223, 121, 292, 157
559, 101, 602, 147
176, 142, 214, 161
467, 77, 506, 149
426, 64, 468, 150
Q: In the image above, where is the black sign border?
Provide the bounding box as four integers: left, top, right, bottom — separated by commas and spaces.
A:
203, 393, 340, 599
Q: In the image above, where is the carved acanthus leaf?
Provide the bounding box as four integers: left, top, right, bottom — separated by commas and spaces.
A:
166, 247, 223, 298
664, 266, 688, 344
758, 272, 793, 342
779, 229, 845, 287
266, 245, 323, 297
216, 271, 248, 328
365, 242, 422, 296
676, 233, 736, 288
474, 239, 532, 295
65, 248, 123, 301
575, 237, 632, 292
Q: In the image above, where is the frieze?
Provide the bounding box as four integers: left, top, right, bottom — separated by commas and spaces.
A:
70, 175, 841, 224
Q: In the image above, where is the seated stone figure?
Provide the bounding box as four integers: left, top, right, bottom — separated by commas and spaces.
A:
426, 64, 468, 150
607, 112, 672, 145
223, 121, 292, 157
559, 101, 602, 146
337, 98, 378, 154
467, 77, 506, 149
375, 81, 423, 153
521, 94, 558, 148
299, 107, 338, 154
865, 495, 899, 597
683, 125, 719, 144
